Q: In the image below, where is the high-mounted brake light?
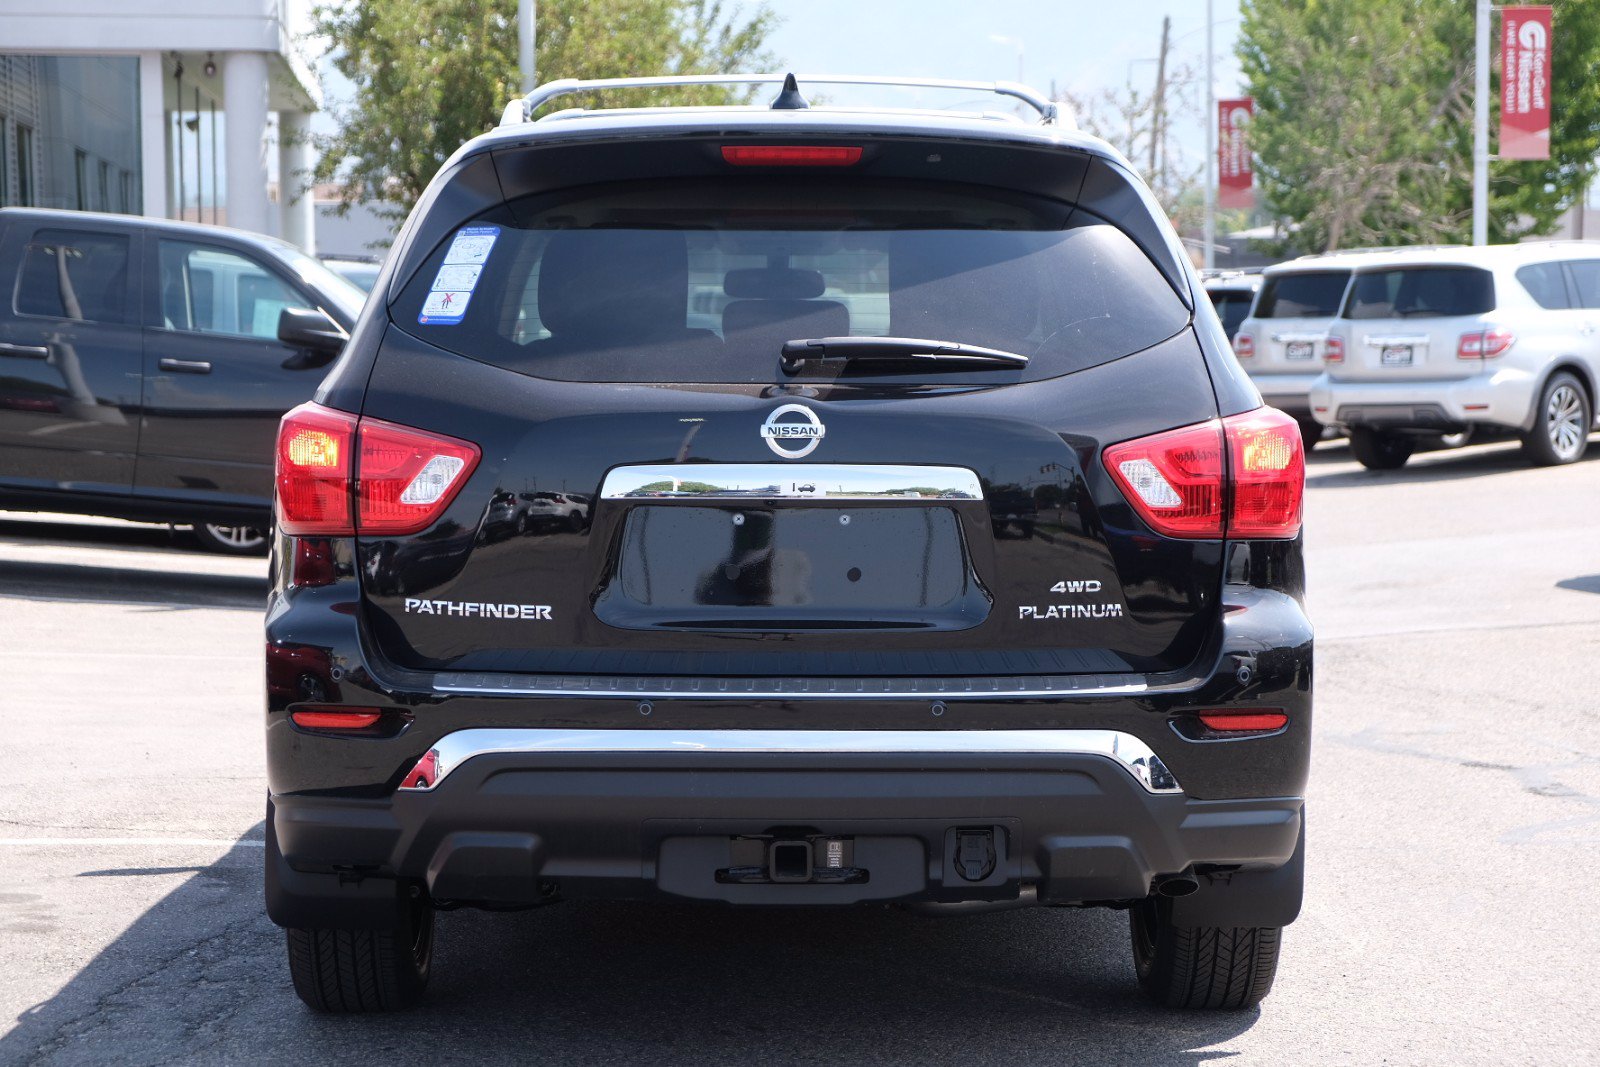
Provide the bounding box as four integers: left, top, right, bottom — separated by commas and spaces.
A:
275, 403, 480, 537
1458, 327, 1514, 360
721, 145, 863, 167
1103, 408, 1304, 540
1324, 335, 1344, 363
1233, 333, 1254, 359
1198, 710, 1289, 732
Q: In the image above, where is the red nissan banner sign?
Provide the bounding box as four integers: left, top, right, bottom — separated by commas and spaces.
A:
1218, 97, 1254, 209
1501, 5, 1552, 161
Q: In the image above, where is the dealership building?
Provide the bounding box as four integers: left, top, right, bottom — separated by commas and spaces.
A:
0, 0, 325, 252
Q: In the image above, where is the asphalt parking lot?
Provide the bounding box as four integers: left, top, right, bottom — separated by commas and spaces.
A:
2, 436, 1598, 1066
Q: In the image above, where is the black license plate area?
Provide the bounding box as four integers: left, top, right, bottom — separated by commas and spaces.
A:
594, 505, 989, 631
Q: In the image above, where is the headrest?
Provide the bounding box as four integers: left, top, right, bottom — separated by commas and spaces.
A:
723, 299, 850, 344
537, 229, 689, 339
724, 266, 825, 300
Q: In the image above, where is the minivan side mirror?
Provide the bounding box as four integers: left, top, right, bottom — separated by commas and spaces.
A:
277, 306, 348, 366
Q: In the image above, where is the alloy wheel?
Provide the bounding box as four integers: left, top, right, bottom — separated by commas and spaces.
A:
1546, 383, 1586, 461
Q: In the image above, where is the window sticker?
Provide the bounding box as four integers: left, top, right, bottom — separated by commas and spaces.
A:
419, 226, 499, 325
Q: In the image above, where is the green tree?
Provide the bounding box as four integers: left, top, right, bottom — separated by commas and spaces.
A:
1238, 0, 1600, 250
312, 0, 778, 219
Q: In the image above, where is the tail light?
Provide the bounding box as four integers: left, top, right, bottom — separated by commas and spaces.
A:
1104, 407, 1304, 539
1324, 335, 1344, 363
1233, 332, 1254, 359
276, 402, 480, 536
1458, 327, 1514, 360
721, 145, 862, 167
1198, 710, 1288, 732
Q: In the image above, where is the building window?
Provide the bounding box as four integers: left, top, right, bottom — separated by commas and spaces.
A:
98, 160, 111, 212
120, 170, 132, 214
15, 124, 34, 206
0, 117, 8, 208
74, 149, 88, 210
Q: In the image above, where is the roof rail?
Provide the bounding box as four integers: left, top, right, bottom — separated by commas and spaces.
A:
498, 73, 1062, 127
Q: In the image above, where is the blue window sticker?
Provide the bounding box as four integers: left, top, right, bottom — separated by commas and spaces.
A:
418, 225, 499, 325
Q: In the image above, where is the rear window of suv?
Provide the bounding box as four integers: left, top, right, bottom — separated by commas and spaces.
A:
1343, 266, 1495, 319
393, 179, 1190, 384
1252, 271, 1349, 319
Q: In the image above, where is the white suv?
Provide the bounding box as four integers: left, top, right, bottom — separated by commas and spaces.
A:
1232, 253, 1374, 448
1310, 243, 1600, 469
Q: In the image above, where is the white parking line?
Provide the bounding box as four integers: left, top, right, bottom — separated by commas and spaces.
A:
0, 837, 265, 848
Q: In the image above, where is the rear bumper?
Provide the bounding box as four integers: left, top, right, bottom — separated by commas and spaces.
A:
1308, 366, 1538, 431
267, 736, 1303, 924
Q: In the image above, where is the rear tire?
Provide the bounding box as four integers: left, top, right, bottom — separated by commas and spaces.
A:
1347, 427, 1414, 470
285, 896, 434, 1012
1522, 371, 1591, 466
1130, 897, 1281, 1009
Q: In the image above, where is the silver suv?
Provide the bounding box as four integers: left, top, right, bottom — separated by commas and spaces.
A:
1231, 253, 1373, 448
1310, 243, 1600, 469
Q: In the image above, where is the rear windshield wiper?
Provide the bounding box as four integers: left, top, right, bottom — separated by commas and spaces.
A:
781, 336, 1030, 373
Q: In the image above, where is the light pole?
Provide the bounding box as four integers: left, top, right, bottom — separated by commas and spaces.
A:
1204, 0, 1216, 269
1472, 0, 1490, 245
519, 0, 537, 94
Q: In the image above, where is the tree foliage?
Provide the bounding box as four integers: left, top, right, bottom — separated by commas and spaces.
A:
312, 0, 779, 217
1238, 0, 1600, 250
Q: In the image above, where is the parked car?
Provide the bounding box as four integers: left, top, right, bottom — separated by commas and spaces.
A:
1200, 268, 1262, 342
1312, 243, 1600, 469
1231, 252, 1377, 448
319, 255, 384, 294
0, 208, 363, 552
265, 73, 1309, 1013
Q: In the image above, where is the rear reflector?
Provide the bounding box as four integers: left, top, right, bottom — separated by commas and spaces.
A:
721, 145, 863, 167
291, 708, 382, 730
1198, 711, 1288, 732
275, 403, 480, 537
1103, 408, 1304, 539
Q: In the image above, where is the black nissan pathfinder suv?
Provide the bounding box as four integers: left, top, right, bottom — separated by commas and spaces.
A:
265, 74, 1310, 1013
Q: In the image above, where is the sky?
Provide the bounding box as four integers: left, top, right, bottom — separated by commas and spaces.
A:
761, 0, 1245, 158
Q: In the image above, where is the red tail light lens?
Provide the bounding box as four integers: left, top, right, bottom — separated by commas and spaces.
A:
1225, 407, 1306, 538
276, 403, 357, 535
1103, 421, 1225, 537
291, 708, 382, 730
357, 417, 480, 535
1103, 408, 1304, 540
1198, 710, 1288, 732
1459, 328, 1514, 360
1324, 335, 1344, 363
1233, 333, 1254, 359
721, 145, 863, 167
275, 403, 480, 537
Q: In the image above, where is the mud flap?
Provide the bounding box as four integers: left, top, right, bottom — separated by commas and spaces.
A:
1167, 816, 1305, 929
264, 797, 408, 931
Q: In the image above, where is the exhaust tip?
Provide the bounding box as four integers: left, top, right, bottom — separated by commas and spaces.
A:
1155, 874, 1200, 898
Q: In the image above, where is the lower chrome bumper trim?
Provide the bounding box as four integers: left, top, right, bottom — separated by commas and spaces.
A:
397, 728, 1183, 795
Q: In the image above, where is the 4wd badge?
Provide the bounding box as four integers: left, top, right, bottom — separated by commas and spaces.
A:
761, 404, 826, 459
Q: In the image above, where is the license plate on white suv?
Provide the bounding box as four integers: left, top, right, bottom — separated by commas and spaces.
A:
1285, 341, 1315, 361
1380, 345, 1413, 367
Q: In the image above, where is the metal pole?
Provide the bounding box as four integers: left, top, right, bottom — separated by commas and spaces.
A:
1473, 0, 1490, 245
519, 0, 537, 94
1204, 0, 1216, 269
